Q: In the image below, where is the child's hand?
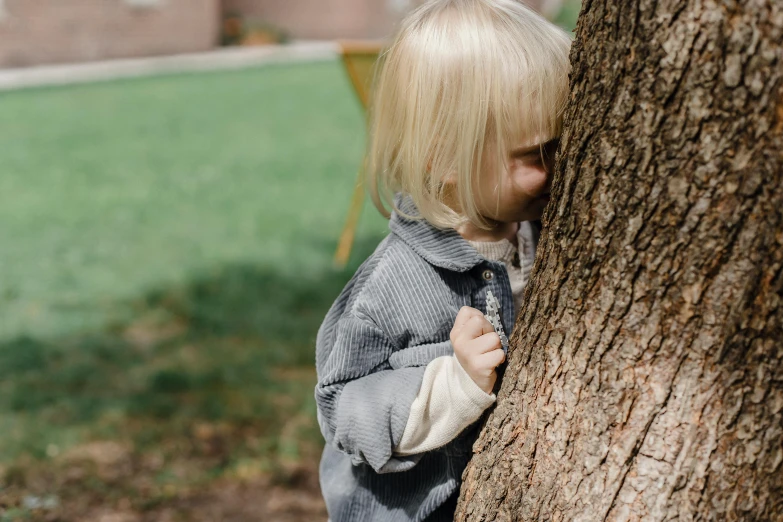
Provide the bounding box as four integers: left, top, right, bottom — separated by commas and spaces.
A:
450, 307, 506, 394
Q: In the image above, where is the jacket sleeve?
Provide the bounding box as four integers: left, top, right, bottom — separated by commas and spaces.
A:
315, 313, 427, 473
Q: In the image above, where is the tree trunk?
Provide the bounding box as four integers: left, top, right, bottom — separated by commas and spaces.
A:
456, 1, 783, 520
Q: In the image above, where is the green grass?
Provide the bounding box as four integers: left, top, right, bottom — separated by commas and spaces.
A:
0, 60, 387, 342
0, 60, 388, 487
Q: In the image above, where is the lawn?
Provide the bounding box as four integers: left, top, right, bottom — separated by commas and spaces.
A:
0, 60, 388, 520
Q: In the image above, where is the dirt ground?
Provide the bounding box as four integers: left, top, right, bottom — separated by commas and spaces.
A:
0, 441, 327, 522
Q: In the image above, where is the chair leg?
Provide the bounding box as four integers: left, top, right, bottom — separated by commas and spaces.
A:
333, 176, 365, 269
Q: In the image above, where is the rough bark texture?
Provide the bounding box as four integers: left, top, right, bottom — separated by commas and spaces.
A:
456, 1, 783, 520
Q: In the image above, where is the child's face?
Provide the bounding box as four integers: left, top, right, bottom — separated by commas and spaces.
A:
477, 137, 558, 224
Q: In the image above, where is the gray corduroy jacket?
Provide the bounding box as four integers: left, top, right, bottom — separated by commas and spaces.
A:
315, 196, 533, 522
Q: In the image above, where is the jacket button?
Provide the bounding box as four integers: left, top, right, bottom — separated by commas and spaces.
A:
482, 269, 494, 281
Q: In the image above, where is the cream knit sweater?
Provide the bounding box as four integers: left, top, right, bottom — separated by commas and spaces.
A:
394, 222, 538, 455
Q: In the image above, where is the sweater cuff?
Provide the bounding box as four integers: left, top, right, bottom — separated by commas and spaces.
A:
394, 355, 496, 456
453, 356, 497, 408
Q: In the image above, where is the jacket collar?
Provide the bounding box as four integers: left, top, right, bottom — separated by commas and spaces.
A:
389, 194, 484, 272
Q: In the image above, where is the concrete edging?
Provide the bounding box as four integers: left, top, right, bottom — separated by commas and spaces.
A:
0, 41, 340, 92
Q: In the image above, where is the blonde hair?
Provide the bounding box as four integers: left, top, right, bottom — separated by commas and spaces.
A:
366, 0, 572, 229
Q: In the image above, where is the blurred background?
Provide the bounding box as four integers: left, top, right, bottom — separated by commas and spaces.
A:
0, 1, 580, 520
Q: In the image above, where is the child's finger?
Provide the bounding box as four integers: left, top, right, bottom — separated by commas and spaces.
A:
477, 347, 506, 369
452, 307, 485, 338
470, 332, 502, 354
458, 315, 495, 342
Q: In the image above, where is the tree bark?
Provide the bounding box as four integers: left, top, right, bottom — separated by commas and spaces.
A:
456, 1, 783, 520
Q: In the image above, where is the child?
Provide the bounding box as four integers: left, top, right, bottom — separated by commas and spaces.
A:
315, 1, 571, 520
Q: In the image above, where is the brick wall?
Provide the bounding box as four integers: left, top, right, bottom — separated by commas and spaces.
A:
0, 0, 220, 68
0, 0, 566, 69
221, 0, 406, 40
220, 0, 558, 41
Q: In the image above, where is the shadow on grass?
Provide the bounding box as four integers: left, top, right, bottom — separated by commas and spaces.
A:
0, 234, 385, 467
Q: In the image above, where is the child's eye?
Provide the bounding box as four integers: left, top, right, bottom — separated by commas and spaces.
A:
510, 138, 559, 165
516, 152, 543, 164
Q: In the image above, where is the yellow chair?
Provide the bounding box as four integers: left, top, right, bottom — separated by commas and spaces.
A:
333, 40, 385, 268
